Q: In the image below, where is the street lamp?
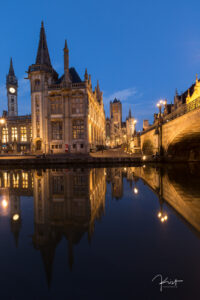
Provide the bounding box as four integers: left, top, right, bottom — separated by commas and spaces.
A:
156, 100, 167, 156
156, 99, 166, 121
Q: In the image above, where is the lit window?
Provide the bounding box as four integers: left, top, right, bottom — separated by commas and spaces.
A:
72, 119, 84, 139
13, 174, 19, 188
50, 99, 62, 114
30, 127, 32, 139
22, 172, 28, 188
11, 127, 17, 141
72, 98, 84, 114
2, 127, 8, 143
51, 122, 63, 140
3, 172, 10, 188
20, 127, 27, 142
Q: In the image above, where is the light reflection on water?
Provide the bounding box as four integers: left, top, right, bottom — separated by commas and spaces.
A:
0, 165, 200, 299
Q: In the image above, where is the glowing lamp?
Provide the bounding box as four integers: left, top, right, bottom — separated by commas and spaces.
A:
158, 212, 162, 218
13, 214, 19, 221
2, 199, 8, 208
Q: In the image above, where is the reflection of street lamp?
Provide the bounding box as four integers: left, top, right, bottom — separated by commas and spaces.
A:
1, 199, 8, 208
12, 214, 19, 221
157, 196, 168, 223
157, 211, 168, 223
133, 176, 139, 195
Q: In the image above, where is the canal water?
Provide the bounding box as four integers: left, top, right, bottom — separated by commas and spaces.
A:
0, 165, 199, 300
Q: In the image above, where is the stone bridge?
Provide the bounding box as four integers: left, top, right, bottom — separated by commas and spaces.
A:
140, 100, 200, 160
133, 165, 200, 234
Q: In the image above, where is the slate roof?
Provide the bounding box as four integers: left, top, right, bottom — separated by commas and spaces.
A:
56, 67, 82, 84
36, 22, 52, 66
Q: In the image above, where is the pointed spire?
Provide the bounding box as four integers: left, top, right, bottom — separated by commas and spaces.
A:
89, 75, 92, 87
129, 108, 132, 118
84, 68, 88, 81
36, 21, 51, 66
97, 80, 100, 91
9, 58, 15, 76
40, 245, 56, 288
196, 74, 198, 84
187, 89, 190, 97
7, 58, 18, 87
175, 88, 178, 96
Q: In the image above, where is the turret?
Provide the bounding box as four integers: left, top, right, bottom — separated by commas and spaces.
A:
64, 40, 70, 83
84, 68, 88, 81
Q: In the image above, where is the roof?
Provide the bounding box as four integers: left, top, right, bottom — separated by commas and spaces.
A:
113, 98, 121, 103
56, 67, 82, 84
8, 58, 15, 76
36, 22, 52, 66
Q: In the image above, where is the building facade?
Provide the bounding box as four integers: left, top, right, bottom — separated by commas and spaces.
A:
27, 22, 105, 154
0, 59, 32, 153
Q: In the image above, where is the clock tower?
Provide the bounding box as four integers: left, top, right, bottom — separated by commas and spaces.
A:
6, 58, 18, 116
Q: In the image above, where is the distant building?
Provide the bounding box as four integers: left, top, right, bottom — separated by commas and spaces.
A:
106, 98, 136, 147
27, 22, 105, 154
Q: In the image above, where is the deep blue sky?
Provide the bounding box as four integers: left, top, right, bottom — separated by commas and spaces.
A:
0, 0, 200, 129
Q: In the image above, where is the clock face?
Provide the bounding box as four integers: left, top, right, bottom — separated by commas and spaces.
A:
9, 87, 16, 94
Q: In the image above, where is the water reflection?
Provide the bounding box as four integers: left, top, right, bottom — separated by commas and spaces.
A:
0, 165, 200, 294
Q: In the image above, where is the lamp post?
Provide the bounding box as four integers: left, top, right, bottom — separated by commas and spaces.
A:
0, 118, 6, 153
156, 99, 166, 156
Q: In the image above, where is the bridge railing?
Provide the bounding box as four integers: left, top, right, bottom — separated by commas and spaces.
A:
163, 97, 200, 123
141, 97, 200, 135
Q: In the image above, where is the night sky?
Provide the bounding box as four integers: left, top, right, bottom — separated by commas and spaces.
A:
0, 0, 199, 129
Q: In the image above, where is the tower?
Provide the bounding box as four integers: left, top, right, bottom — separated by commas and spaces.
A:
110, 98, 122, 147
27, 21, 58, 152
6, 58, 18, 116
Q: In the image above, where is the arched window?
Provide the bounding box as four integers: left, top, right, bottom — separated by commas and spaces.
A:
36, 140, 41, 151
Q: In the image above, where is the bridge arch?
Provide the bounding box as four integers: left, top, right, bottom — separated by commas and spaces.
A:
163, 107, 200, 160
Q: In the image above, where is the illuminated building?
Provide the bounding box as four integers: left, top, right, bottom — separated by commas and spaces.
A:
27, 22, 105, 154
106, 98, 136, 147
0, 59, 32, 153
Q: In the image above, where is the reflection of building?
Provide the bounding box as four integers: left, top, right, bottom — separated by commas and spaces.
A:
32, 168, 106, 283
106, 168, 123, 199
0, 170, 33, 246
0, 60, 32, 153
27, 22, 105, 154
106, 98, 136, 147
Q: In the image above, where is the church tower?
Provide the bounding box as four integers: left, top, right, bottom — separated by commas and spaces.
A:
6, 58, 18, 116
